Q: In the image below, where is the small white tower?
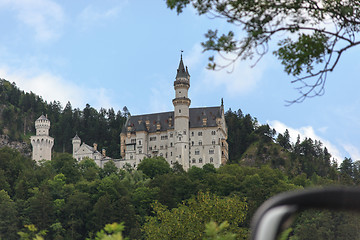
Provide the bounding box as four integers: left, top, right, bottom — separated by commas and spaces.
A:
72, 134, 81, 158
30, 115, 54, 162
173, 54, 191, 170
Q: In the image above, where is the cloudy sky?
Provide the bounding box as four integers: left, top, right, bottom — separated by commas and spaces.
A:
1, 0, 359, 163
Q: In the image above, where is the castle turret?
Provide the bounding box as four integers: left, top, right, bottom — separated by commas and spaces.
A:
172, 54, 191, 170
30, 115, 54, 162
72, 134, 81, 157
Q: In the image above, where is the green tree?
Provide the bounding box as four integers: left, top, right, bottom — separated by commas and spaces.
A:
166, 0, 360, 103
277, 129, 291, 150
137, 157, 171, 178
143, 191, 248, 240
0, 190, 18, 240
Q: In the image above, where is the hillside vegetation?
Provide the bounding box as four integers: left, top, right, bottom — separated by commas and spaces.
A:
1, 79, 360, 239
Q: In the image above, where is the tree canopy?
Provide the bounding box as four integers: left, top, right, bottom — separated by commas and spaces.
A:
166, 0, 360, 103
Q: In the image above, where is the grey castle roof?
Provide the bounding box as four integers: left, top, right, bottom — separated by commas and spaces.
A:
72, 134, 81, 141
36, 115, 48, 121
122, 106, 222, 134
176, 55, 190, 79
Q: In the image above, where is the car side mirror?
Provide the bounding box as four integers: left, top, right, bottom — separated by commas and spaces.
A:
250, 187, 360, 240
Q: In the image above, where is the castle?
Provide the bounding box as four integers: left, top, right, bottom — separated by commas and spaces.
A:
30, 115, 54, 162
119, 55, 228, 170
31, 55, 229, 170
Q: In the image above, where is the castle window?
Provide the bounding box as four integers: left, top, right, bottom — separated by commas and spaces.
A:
199, 141, 202, 146
179, 137, 182, 141
212, 140, 216, 145
183, 130, 186, 135
171, 152, 173, 156
179, 109, 181, 113
160, 145, 163, 150
211, 131, 216, 135
130, 155, 133, 159
192, 158, 196, 163
170, 133, 173, 138
192, 141, 194, 146
198, 132, 202, 136
195, 149, 200, 155
139, 149, 142, 154
139, 140, 142, 145
179, 154, 181, 158
192, 132, 194, 136
209, 149, 214, 154
150, 136, 156, 141
185, 145, 186, 149
131, 139, 136, 143
210, 157, 214, 163
161, 135, 168, 140
170, 142, 173, 147
199, 158, 203, 163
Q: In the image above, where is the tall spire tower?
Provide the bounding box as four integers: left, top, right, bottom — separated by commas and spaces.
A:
172, 53, 191, 170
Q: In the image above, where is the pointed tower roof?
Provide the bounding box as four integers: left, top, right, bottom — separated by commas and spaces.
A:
72, 134, 81, 141
36, 114, 48, 121
176, 54, 190, 79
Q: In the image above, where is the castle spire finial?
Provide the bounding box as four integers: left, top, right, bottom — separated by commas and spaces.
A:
176, 50, 190, 79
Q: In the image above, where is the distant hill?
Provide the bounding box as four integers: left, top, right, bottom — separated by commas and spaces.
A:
0, 78, 339, 178
0, 79, 126, 158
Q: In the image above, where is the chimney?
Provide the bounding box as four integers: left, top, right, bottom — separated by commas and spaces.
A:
102, 149, 106, 157
93, 143, 98, 151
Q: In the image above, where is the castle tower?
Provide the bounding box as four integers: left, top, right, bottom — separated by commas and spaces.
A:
30, 115, 54, 162
172, 54, 191, 170
72, 134, 81, 158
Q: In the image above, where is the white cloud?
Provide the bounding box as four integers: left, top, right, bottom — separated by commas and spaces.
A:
268, 120, 344, 163
202, 52, 266, 96
184, 44, 203, 70
0, 0, 65, 41
342, 144, 360, 161
77, 2, 127, 30
0, 65, 115, 110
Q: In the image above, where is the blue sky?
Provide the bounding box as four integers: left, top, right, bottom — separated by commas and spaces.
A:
1, 0, 360, 163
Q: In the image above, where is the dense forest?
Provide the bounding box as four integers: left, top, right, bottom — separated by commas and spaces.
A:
0, 79, 127, 158
1, 79, 360, 239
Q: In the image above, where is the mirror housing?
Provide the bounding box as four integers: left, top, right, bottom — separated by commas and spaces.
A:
250, 187, 360, 240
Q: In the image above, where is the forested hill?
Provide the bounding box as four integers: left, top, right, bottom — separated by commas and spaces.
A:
2, 79, 360, 240
0, 78, 347, 176
0, 79, 127, 158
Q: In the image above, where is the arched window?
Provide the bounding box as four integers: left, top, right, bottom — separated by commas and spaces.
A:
199, 158, 203, 163
192, 158, 196, 163
210, 157, 214, 163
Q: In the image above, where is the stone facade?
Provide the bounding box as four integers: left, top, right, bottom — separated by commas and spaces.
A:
72, 134, 113, 168
30, 115, 54, 162
120, 56, 228, 170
